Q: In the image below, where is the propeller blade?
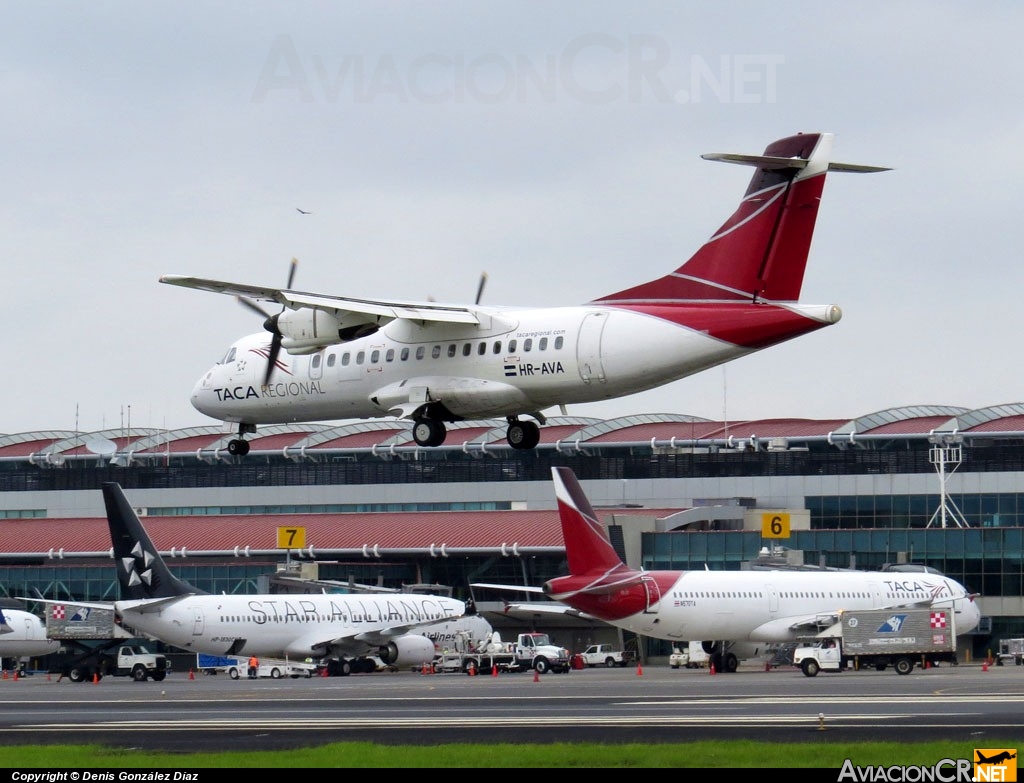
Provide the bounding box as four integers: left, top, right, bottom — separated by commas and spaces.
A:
264, 331, 282, 386
475, 272, 488, 305
286, 258, 298, 290
236, 296, 272, 320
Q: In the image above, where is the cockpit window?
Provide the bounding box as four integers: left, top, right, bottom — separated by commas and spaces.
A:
221, 347, 237, 364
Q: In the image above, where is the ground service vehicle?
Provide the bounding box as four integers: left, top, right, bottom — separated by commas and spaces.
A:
996, 638, 1024, 666
50, 642, 170, 682
44, 603, 170, 682
433, 631, 571, 675
578, 644, 635, 668
793, 608, 958, 677
195, 654, 316, 679
670, 642, 710, 669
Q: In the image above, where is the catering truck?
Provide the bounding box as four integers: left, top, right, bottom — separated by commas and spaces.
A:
44, 603, 170, 682
793, 608, 958, 676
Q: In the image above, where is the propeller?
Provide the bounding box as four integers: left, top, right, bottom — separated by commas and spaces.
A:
237, 258, 298, 386
474, 271, 488, 305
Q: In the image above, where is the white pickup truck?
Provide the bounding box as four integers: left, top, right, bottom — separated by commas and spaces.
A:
577, 644, 635, 668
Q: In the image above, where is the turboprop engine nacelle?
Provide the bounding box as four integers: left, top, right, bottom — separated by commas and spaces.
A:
277, 308, 382, 353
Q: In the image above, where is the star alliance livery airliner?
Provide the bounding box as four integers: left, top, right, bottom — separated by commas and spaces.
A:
29, 483, 472, 675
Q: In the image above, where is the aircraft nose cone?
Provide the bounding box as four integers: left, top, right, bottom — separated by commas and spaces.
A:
191, 373, 216, 415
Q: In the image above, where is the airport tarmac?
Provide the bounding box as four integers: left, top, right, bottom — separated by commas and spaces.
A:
0, 662, 1020, 753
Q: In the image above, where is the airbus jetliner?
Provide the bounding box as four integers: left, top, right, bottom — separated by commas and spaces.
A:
28, 483, 470, 675
0, 606, 59, 659
160, 132, 888, 454
524, 468, 981, 672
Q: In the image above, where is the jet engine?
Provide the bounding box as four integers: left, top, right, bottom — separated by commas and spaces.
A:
378, 633, 436, 667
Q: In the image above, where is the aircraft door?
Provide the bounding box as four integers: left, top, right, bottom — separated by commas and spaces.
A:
20, 617, 37, 640
192, 607, 205, 638
766, 584, 779, 617
308, 352, 324, 381
642, 576, 662, 613
576, 311, 608, 383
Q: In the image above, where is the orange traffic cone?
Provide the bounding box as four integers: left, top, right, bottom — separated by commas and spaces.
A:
491, 664, 498, 677
2, 670, 8, 680
421, 663, 428, 675
982, 660, 989, 672
92, 672, 99, 684
12, 670, 18, 681
636, 662, 643, 676
533, 668, 540, 682
709, 662, 716, 675
189, 668, 195, 680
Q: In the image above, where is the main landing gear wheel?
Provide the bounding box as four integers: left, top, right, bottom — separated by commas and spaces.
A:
506, 420, 540, 450
227, 439, 250, 456
412, 419, 447, 447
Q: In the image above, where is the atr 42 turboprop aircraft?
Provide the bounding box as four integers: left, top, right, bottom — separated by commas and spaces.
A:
160, 132, 888, 455
495, 467, 981, 673
0, 606, 59, 659
28, 483, 471, 675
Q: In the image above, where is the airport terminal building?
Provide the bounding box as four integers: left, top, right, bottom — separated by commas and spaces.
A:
1, 402, 1023, 660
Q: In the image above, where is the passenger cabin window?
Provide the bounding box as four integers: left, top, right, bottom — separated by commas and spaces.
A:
311, 355, 322, 369
416, 346, 425, 360
431, 345, 441, 359
356, 351, 365, 365
492, 341, 502, 354
524, 338, 532, 352
447, 344, 457, 358
386, 349, 394, 362
554, 336, 563, 349
477, 342, 486, 355
400, 347, 409, 361
462, 343, 472, 357
370, 350, 380, 363
508, 339, 517, 352
327, 353, 336, 367
539, 337, 548, 350
342, 353, 351, 366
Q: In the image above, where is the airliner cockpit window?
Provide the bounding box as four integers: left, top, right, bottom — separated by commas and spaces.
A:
221, 347, 236, 364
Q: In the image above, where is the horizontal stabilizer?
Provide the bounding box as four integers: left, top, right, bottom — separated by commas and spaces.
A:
702, 152, 890, 174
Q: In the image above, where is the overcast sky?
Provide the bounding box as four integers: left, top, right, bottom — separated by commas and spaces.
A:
5, 3, 1022, 436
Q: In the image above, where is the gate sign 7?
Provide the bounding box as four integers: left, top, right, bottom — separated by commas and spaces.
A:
277, 527, 306, 549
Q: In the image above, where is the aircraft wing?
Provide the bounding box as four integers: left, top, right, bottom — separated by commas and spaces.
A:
160, 275, 481, 325
285, 615, 467, 658
748, 613, 843, 640
498, 602, 595, 621
21, 595, 193, 616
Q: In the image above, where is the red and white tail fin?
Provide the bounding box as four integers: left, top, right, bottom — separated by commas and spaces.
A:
551, 466, 629, 577
592, 132, 889, 305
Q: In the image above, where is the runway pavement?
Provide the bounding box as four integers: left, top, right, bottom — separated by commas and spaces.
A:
0, 662, 1020, 753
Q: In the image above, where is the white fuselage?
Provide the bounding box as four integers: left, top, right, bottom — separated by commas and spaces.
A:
191, 303, 834, 424
0, 609, 59, 658
116, 593, 465, 659
600, 570, 979, 644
